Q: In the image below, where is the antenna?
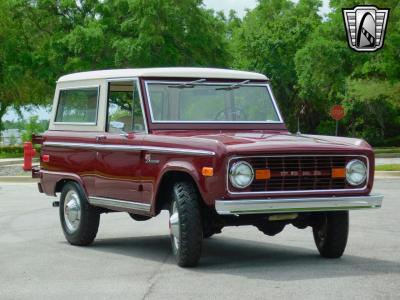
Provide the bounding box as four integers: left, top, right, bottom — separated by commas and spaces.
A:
297, 105, 305, 136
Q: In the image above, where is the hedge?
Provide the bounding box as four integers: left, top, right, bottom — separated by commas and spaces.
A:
0, 145, 41, 155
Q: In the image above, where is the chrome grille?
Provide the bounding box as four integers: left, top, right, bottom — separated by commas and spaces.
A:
232, 156, 356, 192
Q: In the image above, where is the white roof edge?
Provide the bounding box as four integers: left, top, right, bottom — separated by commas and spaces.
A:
57, 68, 268, 83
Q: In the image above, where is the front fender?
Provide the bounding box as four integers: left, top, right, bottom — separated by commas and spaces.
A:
156, 160, 203, 195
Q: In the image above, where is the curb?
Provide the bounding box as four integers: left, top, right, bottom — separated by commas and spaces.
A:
0, 159, 39, 167
0, 176, 39, 183
0, 159, 23, 166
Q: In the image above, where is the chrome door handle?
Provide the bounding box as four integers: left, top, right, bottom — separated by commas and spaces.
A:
96, 135, 107, 142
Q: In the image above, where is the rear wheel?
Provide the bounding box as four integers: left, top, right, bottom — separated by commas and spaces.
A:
59, 182, 100, 246
313, 211, 349, 258
169, 181, 203, 267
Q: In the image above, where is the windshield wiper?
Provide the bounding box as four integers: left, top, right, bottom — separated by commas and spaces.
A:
215, 80, 250, 91
168, 79, 206, 89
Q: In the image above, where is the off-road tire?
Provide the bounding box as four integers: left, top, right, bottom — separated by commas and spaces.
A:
169, 181, 203, 267
313, 211, 349, 258
59, 182, 100, 246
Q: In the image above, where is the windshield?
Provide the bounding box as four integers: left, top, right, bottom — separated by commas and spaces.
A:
146, 82, 281, 123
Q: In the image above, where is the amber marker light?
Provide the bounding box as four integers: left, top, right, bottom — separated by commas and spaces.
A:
202, 167, 214, 177
332, 168, 346, 178
255, 169, 271, 180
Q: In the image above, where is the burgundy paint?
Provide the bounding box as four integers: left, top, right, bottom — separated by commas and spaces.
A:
37, 78, 376, 217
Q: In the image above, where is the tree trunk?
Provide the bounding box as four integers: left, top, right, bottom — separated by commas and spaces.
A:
0, 103, 9, 138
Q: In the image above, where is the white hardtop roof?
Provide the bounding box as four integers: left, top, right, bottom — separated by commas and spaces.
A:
57, 67, 268, 83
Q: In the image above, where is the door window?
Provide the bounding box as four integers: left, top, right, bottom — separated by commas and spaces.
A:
107, 81, 146, 133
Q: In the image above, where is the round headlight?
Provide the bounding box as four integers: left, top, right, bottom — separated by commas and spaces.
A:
346, 159, 367, 186
229, 161, 254, 189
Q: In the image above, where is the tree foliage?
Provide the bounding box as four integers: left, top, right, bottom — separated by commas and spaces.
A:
231, 0, 400, 144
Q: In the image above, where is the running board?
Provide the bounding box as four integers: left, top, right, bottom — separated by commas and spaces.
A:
88, 196, 151, 213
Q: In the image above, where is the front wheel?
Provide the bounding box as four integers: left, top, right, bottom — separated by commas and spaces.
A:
59, 182, 100, 246
169, 181, 203, 267
313, 211, 349, 258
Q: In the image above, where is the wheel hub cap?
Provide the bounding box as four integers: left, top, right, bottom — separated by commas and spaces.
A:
64, 190, 81, 233
169, 202, 180, 250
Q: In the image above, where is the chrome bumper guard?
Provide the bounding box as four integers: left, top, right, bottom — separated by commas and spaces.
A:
215, 194, 383, 215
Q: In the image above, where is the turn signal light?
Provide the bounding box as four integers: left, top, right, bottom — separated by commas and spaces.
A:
332, 168, 346, 178
202, 167, 214, 177
255, 169, 271, 180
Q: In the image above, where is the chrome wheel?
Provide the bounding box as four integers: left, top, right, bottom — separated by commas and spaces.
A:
169, 201, 180, 250
63, 190, 81, 233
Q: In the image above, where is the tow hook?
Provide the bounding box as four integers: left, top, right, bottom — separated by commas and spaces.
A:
52, 201, 60, 207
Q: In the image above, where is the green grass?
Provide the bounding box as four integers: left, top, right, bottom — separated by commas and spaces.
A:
0, 153, 23, 159
374, 147, 400, 154
375, 164, 400, 171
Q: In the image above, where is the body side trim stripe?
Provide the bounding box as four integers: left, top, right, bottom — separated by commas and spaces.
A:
43, 141, 215, 156
88, 196, 151, 212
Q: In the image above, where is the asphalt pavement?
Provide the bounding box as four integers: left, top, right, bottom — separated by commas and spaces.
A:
0, 179, 399, 300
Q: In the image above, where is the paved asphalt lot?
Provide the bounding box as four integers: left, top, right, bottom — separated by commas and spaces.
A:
0, 180, 399, 300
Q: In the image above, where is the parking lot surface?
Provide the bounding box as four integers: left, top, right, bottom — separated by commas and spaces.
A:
0, 179, 399, 300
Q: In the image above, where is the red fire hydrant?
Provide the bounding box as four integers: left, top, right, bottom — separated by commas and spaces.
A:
23, 142, 36, 171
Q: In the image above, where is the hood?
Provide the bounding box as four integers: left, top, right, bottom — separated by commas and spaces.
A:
185, 131, 372, 155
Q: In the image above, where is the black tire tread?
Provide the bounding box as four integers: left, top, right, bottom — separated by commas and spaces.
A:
172, 181, 203, 267
313, 211, 349, 258
60, 182, 100, 246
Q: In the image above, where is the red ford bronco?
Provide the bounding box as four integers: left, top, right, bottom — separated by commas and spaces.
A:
31, 68, 383, 267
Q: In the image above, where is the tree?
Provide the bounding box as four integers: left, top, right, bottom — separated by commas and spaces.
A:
21, 116, 47, 142
0, 0, 231, 135
295, 0, 400, 142
230, 0, 323, 130
100, 0, 229, 67
0, 0, 52, 134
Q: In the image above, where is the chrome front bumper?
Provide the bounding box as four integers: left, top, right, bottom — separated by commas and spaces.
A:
215, 194, 383, 215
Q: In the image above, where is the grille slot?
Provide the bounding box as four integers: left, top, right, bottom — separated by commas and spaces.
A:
247, 156, 347, 192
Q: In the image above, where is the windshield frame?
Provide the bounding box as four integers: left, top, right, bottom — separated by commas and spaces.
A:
144, 80, 284, 125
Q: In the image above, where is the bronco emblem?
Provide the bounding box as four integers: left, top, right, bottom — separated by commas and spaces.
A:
342, 6, 389, 52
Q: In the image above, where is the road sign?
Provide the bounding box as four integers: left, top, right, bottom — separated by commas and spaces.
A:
330, 105, 345, 121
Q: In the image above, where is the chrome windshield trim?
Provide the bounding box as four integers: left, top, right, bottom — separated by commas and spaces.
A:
88, 196, 151, 212
144, 80, 284, 124
215, 194, 383, 215
43, 141, 215, 156
227, 155, 370, 195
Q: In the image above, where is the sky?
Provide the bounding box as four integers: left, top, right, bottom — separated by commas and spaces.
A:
4, 0, 332, 122
203, 0, 331, 18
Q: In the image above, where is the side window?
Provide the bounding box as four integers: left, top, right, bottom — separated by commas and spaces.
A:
107, 80, 146, 133
55, 87, 99, 123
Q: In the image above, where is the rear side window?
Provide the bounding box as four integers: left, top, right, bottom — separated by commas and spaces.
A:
55, 87, 99, 123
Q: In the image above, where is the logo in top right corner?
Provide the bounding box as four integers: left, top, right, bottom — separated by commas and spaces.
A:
342, 6, 389, 52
